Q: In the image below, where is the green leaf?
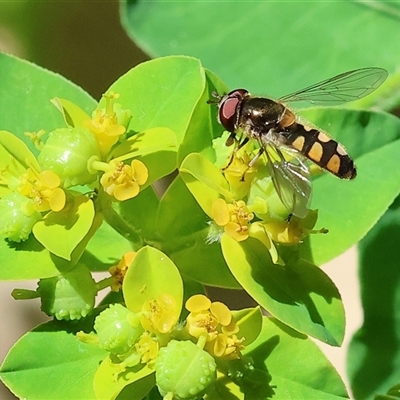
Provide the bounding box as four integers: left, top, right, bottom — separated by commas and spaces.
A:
121, 1, 398, 109
82, 219, 134, 272
114, 186, 160, 246
123, 246, 183, 318
0, 235, 58, 280
156, 176, 241, 288
0, 130, 40, 172
105, 56, 206, 145
50, 97, 92, 128
0, 53, 96, 156
232, 306, 262, 347
110, 127, 177, 161
221, 235, 344, 345
347, 198, 400, 399
93, 356, 154, 400
243, 317, 348, 399
180, 153, 233, 217
169, 233, 241, 289
177, 68, 228, 163
157, 174, 208, 241
33, 196, 95, 260
0, 319, 107, 400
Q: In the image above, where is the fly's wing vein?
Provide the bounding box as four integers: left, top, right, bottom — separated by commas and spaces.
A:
265, 143, 311, 218
278, 67, 388, 106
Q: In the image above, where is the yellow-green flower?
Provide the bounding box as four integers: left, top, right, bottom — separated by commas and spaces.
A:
135, 331, 159, 364
185, 294, 244, 359
108, 251, 136, 291
141, 293, 178, 334
99, 159, 148, 201
263, 210, 321, 245
18, 169, 66, 212
85, 92, 127, 155
212, 198, 254, 242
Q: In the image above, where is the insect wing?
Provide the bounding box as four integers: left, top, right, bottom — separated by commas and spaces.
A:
278, 67, 388, 106
266, 147, 312, 218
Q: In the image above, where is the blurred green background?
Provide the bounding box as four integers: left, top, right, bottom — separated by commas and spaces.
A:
0, 1, 148, 100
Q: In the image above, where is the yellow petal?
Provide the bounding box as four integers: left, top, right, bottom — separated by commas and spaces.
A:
49, 188, 66, 212
131, 160, 148, 185
114, 182, 140, 201
225, 221, 248, 242
185, 294, 211, 313
212, 198, 230, 226
40, 170, 61, 189
210, 302, 231, 326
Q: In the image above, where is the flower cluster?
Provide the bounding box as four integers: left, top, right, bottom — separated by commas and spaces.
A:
191, 137, 327, 264
83, 292, 252, 398
0, 93, 148, 243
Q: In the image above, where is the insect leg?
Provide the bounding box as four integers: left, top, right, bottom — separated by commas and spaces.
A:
224, 135, 250, 170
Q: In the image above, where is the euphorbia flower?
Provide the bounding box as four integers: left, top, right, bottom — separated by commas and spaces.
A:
97, 159, 148, 201
212, 198, 254, 242
85, 92, 130, 155
185, 294, 244, 359
135, 332, 159, 364
18, 169, 66, 212
141, 293, 178, 334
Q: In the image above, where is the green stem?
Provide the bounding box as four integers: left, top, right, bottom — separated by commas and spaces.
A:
11, 288, 39, 300
96, 276, 114, 291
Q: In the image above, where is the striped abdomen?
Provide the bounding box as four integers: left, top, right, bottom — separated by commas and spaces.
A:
281, 122, 356, 179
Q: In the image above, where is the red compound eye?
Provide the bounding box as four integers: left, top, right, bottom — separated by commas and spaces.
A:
218, 89, 248, 132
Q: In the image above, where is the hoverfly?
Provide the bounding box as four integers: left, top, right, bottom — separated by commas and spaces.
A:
210, 67, 388, 218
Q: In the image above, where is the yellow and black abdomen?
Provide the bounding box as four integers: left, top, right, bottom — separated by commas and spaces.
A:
281, 122, 356, 179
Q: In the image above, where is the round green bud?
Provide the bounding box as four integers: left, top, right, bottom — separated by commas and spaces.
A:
94, 304, 143, 356
38, 127, 100, 187
156, 340, 217, 399
0, 192, 41, 242
37, 263, 97, 320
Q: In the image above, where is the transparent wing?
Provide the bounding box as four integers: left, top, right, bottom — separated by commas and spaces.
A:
265, 144, 312, 218
278, 67, 388, 106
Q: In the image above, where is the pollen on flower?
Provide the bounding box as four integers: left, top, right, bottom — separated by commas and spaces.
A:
109, 251, 136, 291
141, 293, 177, 334
185, 294, 243, 358
212, 199, 254, 242
135, 332, 159, 364
205, 332, 244, 360
17, 169, 66, 212
84, 92, 127, 155
100, 159, 148, 201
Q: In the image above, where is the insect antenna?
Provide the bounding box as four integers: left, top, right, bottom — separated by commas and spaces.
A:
206, 91, 223, 104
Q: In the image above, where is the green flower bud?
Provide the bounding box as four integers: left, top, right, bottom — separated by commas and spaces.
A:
38, 127, 100, 187
94, 304, 143, 356
37, 263, 97, 320
0, 192, 41, 242
156, 340, 217, 399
